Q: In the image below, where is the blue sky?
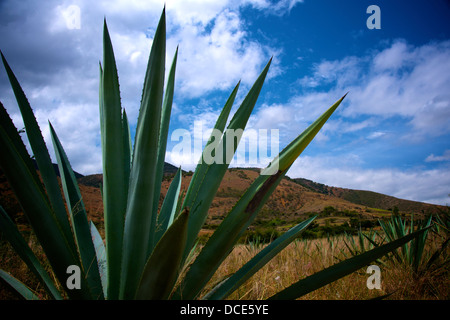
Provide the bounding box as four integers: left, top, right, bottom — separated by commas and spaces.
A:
1, 0, 449, 205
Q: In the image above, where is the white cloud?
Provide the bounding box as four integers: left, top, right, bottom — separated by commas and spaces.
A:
426, 150, 450, 162
344, 40, 450, 139
243, 0, 304, 15
172, 8, 270, 97
92, 0, 289, 98
246, 90, 348, 147
299, 56, 364, 88
167, 0, 231, 25
367, 131, 386, 140
372, 40, 413, 72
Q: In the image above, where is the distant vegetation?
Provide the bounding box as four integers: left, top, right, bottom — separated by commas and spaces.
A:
239, 206, 375, 243
238, 204, 444, 243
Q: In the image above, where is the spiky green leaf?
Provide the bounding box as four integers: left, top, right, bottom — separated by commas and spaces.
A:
120, 8, 166, 299
49, 122, 104, 299
1, 51, 77, 257
180, 80, 240, 236
0, 206, 62, 299
182, 60, 270, 263
155, 167, 182, 244
0, 270, 40, 300
90, 221, 107, 298
149, 47, 179, 253
135, 209, 189, 300
100, 19, 129, 300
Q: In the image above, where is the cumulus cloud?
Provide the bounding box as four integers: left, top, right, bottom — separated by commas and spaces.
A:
171, 8, 270, 97
299, 56, 365, 89
346, 40, 450, 139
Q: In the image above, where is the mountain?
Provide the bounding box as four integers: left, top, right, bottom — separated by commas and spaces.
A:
0, 163, 445, 234
291, 177, 441, 214
31, 159, 84, 180
77, 162, 181, 188
163, 162, 181, 175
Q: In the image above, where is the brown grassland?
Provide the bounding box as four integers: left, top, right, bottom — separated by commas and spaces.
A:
1, 227, 449, 300
207, 237, 449, 300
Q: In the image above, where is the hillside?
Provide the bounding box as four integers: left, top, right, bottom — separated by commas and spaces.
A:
292, 177, 441, 214
0, 164, 445, 239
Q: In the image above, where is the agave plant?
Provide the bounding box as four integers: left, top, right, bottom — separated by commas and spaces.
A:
378, 214, 443, 274
0, 8, 430, 300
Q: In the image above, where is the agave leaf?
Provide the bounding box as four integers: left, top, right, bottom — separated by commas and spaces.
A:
49, 122, 104, 299
174, 80, 238, 264
181, 80, 240, 213
0, 103, 90, 299
370, 291, 396, 300
99, 62, 105, 148
343, 234, 357, 256
205, 216, 317, 300
0, 51, 78, 258
180, 80, 240, 223
269, 226, 431, 300
176, 94, 346, 299
426, 237, 450, 270
176, 172, 286, 300
0, 206, 62, 300
265, 93, 348, 175
135, 208, 189, 300
412, 214, 432, 272
122, 108, 132, 198
378, 219, 401, 263
358, 228, 366, 252
378, 219, 392, 241
120, 8, 166, 299
0, 270, 40, 300
90, 221, 107, 298
100, 19, 129, 300
182, 60, 270, 263
149, 47, 179, 253
154, 167, 182, 244
399, 217, 410, 262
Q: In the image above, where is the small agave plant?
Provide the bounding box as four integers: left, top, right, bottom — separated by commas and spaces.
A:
0, 8, 429, 300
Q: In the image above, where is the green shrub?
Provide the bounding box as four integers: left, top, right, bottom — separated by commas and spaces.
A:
322, 206, 337, 216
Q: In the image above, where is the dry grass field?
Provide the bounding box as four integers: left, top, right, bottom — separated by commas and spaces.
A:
1, 226, 449, 300
200, 233, 450, 300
